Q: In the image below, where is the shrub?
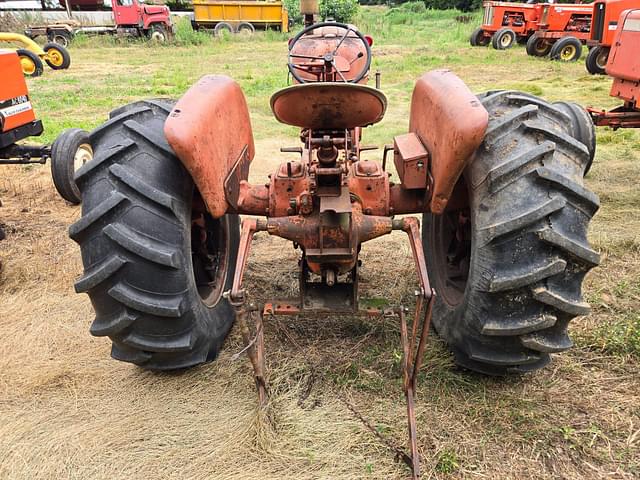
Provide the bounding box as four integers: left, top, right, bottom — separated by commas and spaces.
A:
284, 0, 360, 24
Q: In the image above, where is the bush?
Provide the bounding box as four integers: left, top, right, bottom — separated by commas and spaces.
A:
284, 0, 360, 24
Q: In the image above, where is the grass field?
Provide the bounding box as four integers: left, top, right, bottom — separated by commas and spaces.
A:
1, 5, 639, 479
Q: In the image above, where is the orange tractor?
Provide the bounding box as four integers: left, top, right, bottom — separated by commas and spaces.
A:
69, 1, 600, 476
470, 1, 542, 49
525, 2, 594, 61
588, 8, 640, 127
585, 0, 639, 74
0, 49, 91, 204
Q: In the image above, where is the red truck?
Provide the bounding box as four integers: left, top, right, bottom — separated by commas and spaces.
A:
588, 8, 640, 127
24, 0, 173, 46
525, 2, 594, 62
585, 0, 639, 74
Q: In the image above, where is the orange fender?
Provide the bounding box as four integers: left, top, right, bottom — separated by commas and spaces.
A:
409, 70, 488, 214
164, 75, 255, 218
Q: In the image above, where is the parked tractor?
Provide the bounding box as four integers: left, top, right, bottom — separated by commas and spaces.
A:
24, 0, 173, 46
1, 49, 91, 204
526, 2, 594, 62
588, 8, 640, 128
69, 1, 600, 476
585, 0, 638, 74
470, 1, 542, 49
0, 32, 71, 77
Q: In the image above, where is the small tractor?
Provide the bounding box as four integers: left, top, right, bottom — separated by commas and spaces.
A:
588, 8, 640, 128
1, 49, 91, 204
69, 1, 600, 476
0, 32, 71, 77
470, 0, 542, 49
585, 0, 638, 74
24, 0, 173, 47
525, 2, 594, 62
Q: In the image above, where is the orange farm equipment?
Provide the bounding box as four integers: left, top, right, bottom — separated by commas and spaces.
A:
0, 49, 92, 203
526, 2, 594, 62
68, 1, 600, 477
585, 0, 640, 74
588, 9, 640, 128
470, 1, 542, 49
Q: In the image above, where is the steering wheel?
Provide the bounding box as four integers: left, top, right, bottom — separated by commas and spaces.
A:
288, 22, 372, 84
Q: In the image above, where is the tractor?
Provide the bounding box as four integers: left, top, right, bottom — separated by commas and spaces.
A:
585, 0, 639, 74
69, 1, 600, 476
470, 1, 542, 49
1, 48, 91, 204
588, 8, 640, 128
525, 2, 594, 62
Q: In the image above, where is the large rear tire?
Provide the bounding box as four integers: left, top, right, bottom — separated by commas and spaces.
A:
585, 45, 609, 75
526, 33, 552, 57
422, 91, 599, 375
70, 100, 239, 370
549, 36, 582, 62
492, 28, 516, 50
469, 27, 490, 47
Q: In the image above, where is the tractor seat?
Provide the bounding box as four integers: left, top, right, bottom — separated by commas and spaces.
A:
270, 83, 387, 130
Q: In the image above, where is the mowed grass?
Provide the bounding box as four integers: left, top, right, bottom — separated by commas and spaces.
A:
1, 5, 639, 479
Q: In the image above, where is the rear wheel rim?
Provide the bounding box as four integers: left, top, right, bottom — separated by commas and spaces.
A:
191, 191, 230, 307
47, 49, 64, 67
430, 177, 472, 307
20, 56, 36, 75
54, 35, 68, 47
560, 45, 576, 61
535, 40, 548, 54
73, 144, 93, 172
596, 51, 608, 69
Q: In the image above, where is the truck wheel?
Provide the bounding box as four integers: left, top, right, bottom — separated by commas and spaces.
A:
469, 27, 489, 47
43, 42, 71, 70
149, 24, 168, 42
214, 22, 233, 37
69, 100, 239, 370
17, 49, 43, 77
49, 30, 72, 47
422, 91, 599, 375
526, 34, 551, 57
553, 101, 596, 175
549, 36, 582, 62
492, 28, 516, 50
585, 46, 609, 75
236, 22, 255, 36
51, 128, 93, 204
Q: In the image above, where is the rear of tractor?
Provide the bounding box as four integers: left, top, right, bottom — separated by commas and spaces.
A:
0, 32, 71, 77
526, 3, 593, 62
588, 9, 640, 128
69, 3, 600, 477
470, 1, 542, 49
0, 49, 91, 204
585, 0, 638, 74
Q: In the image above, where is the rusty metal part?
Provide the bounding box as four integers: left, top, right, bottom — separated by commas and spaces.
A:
164, 75, 255, 218
587, 105, 640, 129
271, 83, 387, 130
409, 70, 488, 214
393, 132, 429, 190
266, 203, 393, 275
234, 303, 267, 406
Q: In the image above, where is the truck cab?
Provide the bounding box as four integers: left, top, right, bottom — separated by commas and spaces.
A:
112, 0, 172, 32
